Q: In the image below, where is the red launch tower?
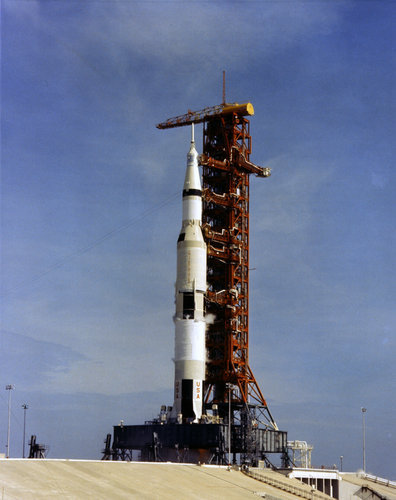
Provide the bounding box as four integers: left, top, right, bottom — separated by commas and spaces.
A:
157, 98, 279, 452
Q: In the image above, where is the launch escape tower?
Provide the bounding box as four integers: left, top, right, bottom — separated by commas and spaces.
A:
105, 91, 288, 466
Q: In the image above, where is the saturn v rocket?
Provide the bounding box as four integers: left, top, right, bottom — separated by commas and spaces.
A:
171, 125, 206, 423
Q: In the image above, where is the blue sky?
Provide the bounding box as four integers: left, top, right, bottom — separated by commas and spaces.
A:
1, 0, 395, 478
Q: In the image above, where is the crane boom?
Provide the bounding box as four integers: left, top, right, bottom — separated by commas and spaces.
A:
156, 102, 254, 129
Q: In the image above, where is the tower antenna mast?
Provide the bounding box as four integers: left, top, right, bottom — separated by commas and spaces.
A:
222, 70, 226, 105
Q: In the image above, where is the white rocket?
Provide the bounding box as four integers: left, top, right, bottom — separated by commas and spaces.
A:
172, 125, 206, 423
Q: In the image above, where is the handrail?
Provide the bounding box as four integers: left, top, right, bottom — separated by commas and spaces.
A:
244, 469, 331, 500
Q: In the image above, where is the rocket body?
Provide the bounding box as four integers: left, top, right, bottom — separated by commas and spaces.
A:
172, 127, 206, 423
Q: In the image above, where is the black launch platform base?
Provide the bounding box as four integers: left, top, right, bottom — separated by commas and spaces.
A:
107, 423, 288, 466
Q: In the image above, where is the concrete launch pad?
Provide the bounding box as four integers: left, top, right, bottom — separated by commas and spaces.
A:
0, 459, 317, 499
1, 459, 394, 500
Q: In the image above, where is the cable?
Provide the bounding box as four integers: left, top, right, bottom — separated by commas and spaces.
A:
2, 190, 180, 299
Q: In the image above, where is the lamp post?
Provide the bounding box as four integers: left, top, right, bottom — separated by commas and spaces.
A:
22, 404, 29, 458
226, 383, 232, 466
340, 455, 343, 472
5, 385, 15, 458
361, 407, 367, 472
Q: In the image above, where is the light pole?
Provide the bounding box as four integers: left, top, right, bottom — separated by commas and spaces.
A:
361, 407, 367, 472
340, 455, 343, 472
22, 404, 29, 458
5, 385, 15, 458
226, 383, 232, 466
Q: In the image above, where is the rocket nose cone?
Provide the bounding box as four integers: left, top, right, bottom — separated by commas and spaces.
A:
184, 141, 201, 192
184, 160, 201, 191
187, 140, 199, 160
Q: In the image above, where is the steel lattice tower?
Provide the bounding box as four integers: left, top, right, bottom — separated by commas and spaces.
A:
154, 98, 282, 464
199, 111, 277, 434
